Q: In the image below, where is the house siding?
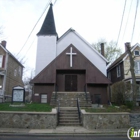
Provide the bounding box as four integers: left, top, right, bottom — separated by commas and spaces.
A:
124, 46, 140, 79
87, 84, 108, 104
108, 62, 124, 84
5, 55, 24, 96
33, 84, 54, 103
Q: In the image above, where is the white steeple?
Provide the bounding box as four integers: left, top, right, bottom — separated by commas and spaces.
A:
35, 3, 57, 76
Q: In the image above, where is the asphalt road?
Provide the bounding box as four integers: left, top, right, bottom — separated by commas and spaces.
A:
0, 136, 129, 140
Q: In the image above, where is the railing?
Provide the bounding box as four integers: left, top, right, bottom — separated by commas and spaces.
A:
84, 84, 88, 103
77, 98, 81, 123
57, 99, 60, 125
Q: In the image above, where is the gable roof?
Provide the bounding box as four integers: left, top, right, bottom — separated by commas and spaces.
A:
31, 44, 111, 84
57, 28, 109, 63
0, 43, 24, 67
107, 43, 140, 71
37, 3, 57, 36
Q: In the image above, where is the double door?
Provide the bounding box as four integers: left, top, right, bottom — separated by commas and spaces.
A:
65, 75, 77, 91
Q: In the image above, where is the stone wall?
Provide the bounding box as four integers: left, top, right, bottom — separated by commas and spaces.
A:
81, 110, 130, 129
130, 113, 140, 129
0, 109, 57, 129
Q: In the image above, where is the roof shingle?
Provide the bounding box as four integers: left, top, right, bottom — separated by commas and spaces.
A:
37, 3, 57, 36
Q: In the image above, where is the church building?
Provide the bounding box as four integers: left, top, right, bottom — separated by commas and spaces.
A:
31, 4, 111, 106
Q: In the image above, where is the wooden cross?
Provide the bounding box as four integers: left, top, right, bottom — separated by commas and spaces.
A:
66, 47, 77, 67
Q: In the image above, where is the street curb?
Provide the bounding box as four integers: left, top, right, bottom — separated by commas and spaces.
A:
0, 132, 127, 137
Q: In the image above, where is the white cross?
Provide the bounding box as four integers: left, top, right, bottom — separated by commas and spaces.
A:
66, 47, 77, 67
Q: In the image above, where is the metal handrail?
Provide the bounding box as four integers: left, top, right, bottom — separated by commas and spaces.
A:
77, 98, 81, 123
57, 99, 60, 125
84, 84, 88, 103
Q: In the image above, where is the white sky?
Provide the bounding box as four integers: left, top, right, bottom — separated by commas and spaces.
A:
0, 0, 140, 77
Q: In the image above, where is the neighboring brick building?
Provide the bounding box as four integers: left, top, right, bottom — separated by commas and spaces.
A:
0, 41, 24, 102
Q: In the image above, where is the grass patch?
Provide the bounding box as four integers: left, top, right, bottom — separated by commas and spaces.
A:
0, 103, 52, 112
85, 105, 131, 112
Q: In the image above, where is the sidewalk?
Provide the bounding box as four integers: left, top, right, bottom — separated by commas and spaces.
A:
0, 126, 128, 136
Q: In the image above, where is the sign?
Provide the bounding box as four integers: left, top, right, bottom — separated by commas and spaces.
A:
127, 127, 140, 140
12, 86, 25, 103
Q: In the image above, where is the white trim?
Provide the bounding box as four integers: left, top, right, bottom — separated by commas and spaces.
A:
66, 47, 77, 67
134, 50, 140, 56
0, 44, 8, 53
57, 28, 108, 63
2, 52, 8, 101
123, 43, 140, 61
0, 55, 3, 68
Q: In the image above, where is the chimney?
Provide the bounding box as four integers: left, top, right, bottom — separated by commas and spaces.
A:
125, 42, 131, 52
1, 40, 7, 48
101, 43, 105, 56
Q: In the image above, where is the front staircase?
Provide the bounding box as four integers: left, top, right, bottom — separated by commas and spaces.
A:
50, 92, 91, 107
58, 107, 82, 126
50, 92, 91, 126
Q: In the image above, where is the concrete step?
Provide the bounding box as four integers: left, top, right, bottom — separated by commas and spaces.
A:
59, 114, 79, 117
57, 107, 82, 126
59, 117, 79, 120
58, 123, 82, 126
59, 120, 80, 123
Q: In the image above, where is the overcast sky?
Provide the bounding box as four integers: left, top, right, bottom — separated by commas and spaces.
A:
0, 0, 140, 77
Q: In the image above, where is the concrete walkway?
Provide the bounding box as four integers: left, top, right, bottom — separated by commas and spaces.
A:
0, 126, 128, 136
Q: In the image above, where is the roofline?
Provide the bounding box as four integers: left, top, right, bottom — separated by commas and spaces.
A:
123, 43, 140, 61
107, 60, 123, 71
57, 28, 109, 63
108, 43, 140, 71
0, 44, 24, 68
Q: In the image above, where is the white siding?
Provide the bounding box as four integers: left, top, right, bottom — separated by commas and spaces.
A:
57, 32, 107, 76
35, 36, 57, 75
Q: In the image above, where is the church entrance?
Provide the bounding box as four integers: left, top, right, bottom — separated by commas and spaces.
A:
56, 70, 85, 91
65, 75, 77, 91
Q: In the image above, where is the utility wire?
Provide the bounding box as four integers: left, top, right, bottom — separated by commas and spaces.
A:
20, 0, 58, 64
121, 0, 133, 44
131, 0, 139, 43
116, 0, 127, 46
19, 38, 36, 63
16, 0, 52, 56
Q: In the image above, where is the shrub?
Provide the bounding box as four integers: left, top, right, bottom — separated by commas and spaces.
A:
125, 101, 134, 109
111, 81, 131, 105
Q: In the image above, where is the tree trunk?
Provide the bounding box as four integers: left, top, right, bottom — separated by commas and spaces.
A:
125, 42, 136, 107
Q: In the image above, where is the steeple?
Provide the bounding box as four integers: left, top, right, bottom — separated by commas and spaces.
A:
37, 3, 57, 36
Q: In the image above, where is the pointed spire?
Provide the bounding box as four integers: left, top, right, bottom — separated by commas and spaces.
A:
37, 3, 57, 36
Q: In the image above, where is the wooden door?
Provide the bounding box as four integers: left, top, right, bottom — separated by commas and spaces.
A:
65, 75, 77, 91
